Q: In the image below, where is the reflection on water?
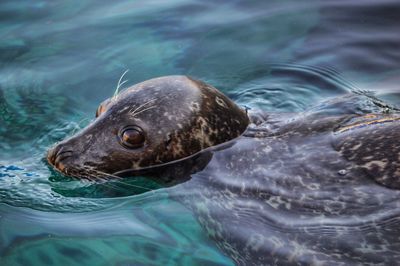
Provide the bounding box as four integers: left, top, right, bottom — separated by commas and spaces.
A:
1, 0, 400, 265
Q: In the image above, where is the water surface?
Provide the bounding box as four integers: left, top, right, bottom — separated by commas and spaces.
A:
1, 0, 400, 265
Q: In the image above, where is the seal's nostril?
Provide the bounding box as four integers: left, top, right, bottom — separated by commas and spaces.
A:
56, 147, 73, 159
55, 151, 73, 165
47, 145, 74, 166
56, 146, 67, 158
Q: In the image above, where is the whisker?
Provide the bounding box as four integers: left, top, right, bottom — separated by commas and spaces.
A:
113, 69, 130, 100
101, 177, 154, 191
129, 98, 157, 116
94, 180, 126, 191
78, 166, 116, 180
77, 117, 90, 126
76, 174, 93, 183
76, 174, 125, 190
129, 94, 169, 117
84, 168, 153, 191
118, 79, 128, 89
71, 118, 91, 135
77, 169, 125, 189
89, 169, 124, 181
130, 105, 157, 118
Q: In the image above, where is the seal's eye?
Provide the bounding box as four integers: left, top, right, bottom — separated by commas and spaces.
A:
120, 126, 145, 148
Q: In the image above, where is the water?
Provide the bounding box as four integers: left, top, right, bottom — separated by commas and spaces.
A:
1, 0, 400, 265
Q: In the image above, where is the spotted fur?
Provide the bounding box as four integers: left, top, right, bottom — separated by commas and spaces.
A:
334, 114, 400, 189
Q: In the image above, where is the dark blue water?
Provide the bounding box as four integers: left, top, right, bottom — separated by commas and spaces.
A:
1, 0, 400, 265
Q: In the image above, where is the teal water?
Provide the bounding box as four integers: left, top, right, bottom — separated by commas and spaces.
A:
1, 0, 400, 265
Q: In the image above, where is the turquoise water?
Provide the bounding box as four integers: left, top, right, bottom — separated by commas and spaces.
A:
1, 0, 400, 265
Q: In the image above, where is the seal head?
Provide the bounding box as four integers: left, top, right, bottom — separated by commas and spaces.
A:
47, 76, 249, 180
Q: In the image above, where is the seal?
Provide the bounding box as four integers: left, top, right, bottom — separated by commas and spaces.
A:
47, 76, 400, 265
47, 75, 249, 181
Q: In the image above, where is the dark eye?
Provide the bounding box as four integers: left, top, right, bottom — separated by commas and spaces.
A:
119, 126, 145, 148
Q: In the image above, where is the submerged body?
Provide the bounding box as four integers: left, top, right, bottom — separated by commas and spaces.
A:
180, 109, 400, 265
47, 76, 400, 265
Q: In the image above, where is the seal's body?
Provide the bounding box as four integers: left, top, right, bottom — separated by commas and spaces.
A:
180, 108, 400, 265
47, 76, 400, 265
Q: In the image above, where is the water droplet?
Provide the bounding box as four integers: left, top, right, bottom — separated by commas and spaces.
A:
338, 169, 347, 176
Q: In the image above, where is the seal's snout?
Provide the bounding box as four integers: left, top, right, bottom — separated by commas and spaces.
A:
47, 144, 74, 172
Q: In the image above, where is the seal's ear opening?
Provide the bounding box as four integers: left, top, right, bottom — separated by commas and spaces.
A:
95, 98, 112, 118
